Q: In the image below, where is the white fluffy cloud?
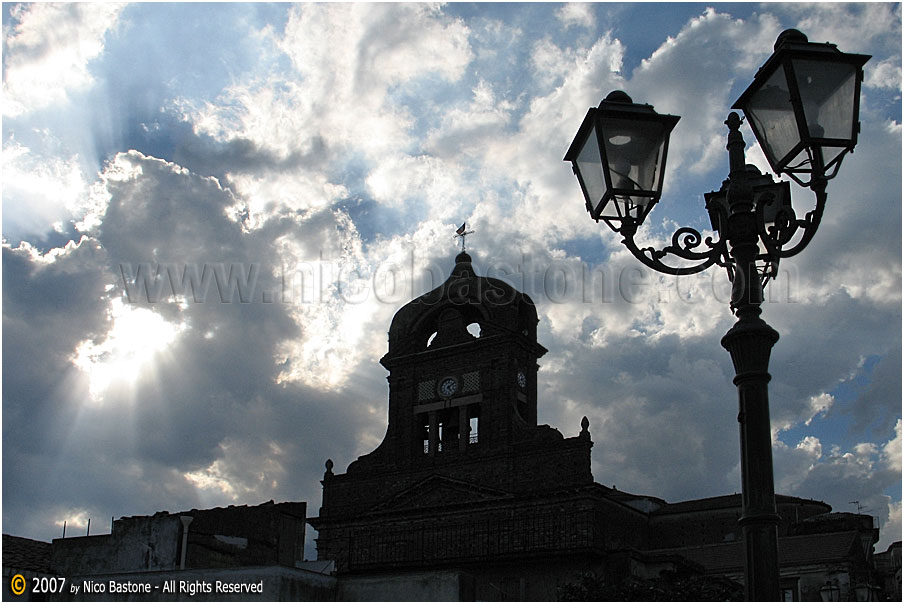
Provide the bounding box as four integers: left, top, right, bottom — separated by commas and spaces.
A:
2, 3, 124, 116
556, 3, 595, 30
187, 3, 472, 163
2, 142, 89, 236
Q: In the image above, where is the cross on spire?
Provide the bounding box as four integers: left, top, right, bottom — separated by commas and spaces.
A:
454, 222, 474, 252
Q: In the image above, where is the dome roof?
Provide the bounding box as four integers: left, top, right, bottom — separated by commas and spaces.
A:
383, 252, 541, 361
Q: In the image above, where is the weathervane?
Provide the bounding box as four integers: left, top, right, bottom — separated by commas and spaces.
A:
454, 222, 474, 252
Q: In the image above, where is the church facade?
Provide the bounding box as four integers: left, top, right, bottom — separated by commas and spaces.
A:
310, 251, 653, 598
308, 251, 881, 601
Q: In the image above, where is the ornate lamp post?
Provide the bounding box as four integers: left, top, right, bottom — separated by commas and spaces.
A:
564, 30, 869, 601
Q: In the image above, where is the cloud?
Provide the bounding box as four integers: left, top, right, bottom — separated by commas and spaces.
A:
882, 420, 902, 474
866, 57, 903, 91
556, 4, 595, 30
773, 423, 902, 551
482, 30, 627, 242
882, 500, 902, 552
776, 3, 902, 56
424, 79, 515, 157
72, 297, 187, 401
2, 142, 90, 238
2, 150, 377, 544
187, 3, 472, 163
164, 3, 478, 244
530, 37, 573, 90
2, 3, 124, 116
804, 394, 834, 427
628, 8, 781, 178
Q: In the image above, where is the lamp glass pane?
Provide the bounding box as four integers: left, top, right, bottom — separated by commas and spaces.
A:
601, 117, 666, 195
793, 59, 858, 141
744, 68, 800, 168
575, 124, 607, 209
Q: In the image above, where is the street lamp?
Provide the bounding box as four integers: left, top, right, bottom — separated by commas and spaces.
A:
564, 29, 869, 601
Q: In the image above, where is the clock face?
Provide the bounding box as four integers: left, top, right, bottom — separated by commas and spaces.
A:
438, 377, 459, 398
517, 370, 526, 389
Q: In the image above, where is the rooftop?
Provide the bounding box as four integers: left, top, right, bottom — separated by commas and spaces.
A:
652, 493, 831, 516
2, 534, 52, 573
645, 531, 863, 574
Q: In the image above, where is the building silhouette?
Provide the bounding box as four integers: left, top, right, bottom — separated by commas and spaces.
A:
307, 251, 883, 600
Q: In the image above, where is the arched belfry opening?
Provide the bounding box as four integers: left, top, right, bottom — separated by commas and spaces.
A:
427, 307, 475, 349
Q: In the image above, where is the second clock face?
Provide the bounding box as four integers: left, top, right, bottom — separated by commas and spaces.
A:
439, 377, 459, 397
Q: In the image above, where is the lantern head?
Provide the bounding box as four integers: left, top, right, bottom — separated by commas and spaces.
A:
733, 29, 870, 184
565, 91, 679, 229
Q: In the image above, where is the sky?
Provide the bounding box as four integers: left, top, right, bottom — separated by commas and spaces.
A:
2, 2, 901, 558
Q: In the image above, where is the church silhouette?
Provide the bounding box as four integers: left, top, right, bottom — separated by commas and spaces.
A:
308, 251, 880, 600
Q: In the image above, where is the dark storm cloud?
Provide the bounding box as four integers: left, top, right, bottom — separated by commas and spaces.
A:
2, 240, 109, 437
3, 239, 115, 535
2, 151, 376, 541
538, 328, 742, 500
768, 291, 901, 431
852, 348, 903, 435
764, 117, 902, 437
112, 113, 331, 191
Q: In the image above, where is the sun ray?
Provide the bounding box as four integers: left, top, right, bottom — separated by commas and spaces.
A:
71, 298, 186, 403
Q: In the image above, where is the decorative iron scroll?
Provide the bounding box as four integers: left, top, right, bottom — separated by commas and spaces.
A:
614, 179, 827, 289
618, 219, 728, 277
757, 179, 829, 260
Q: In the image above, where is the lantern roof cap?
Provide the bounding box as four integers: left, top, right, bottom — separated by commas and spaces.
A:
564, 91, 679, 162
604, 90, 633, 104
774, 28, 807, 51
733, 30, 870, 112
596, 90, 663, 115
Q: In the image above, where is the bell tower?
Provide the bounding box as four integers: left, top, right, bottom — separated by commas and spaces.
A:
375, 250, 548, 465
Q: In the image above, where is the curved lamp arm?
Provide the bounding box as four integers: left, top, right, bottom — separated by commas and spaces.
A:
618, 218, 730, 276
757, 177, 828, 259
613, 167, 830, 283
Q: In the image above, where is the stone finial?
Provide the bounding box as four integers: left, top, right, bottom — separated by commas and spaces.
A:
580, 416, 590, 438
325, 458, 334, 477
